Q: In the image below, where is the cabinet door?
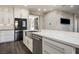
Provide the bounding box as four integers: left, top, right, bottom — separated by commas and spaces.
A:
0, 8, 3, 29
0, 7, 14, 30
0, 30, 14, 43
0, 8, 2, 24
43, 40, 64, 54
0, 8, 7, 29
3, 8, 9, 29
2, 7, 14, 29
21, 9, 29, 18
14, 8, 21, 18
23, 31, 33, 52
24, 36, 33, 52
43, 37, 76, 54
8, 8, 14, 29
27, 37, 33, 52
23, 36, 28, 48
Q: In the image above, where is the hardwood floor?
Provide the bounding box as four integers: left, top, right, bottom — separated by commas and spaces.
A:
0, 41, 32, 54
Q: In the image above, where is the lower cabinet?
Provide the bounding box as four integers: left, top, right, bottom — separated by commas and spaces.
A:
42, 37, 76, 54
27, 36, 33, 52
0, 30, 14, 43
23, 31, 33, 52
23, 32, 76, 54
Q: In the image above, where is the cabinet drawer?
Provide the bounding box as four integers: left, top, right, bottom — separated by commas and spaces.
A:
43, 37, 75, 54
23, 36, 33, 52
0, 31, 14, 43
27, 38, 33, 52
43, 41, 64, 54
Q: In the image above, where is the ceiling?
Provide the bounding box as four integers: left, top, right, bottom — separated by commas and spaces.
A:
0, 5, 79, 15
27, 5, 79, 15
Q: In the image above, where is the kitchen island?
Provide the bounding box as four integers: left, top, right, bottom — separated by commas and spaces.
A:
23, 30, 79, 54
32, 30, 79, 54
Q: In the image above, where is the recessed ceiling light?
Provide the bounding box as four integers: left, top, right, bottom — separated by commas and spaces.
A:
38, 9, 41, 11
70, 5, 74, 8
43, 9, 47, 11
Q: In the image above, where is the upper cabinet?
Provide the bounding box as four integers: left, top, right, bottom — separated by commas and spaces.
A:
14, 8, 21, 18
3, 8, 14, 29
8, 8, 14, 29
0, 8, 3, 26
0, 7, 29, 30
14, 8, 29, 18
21, 8, 29, 18
0, 7, 14, 30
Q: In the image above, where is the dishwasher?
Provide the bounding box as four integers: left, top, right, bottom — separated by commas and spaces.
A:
32, 34, 42, 54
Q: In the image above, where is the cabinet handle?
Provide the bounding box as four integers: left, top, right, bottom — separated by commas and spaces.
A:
36, 38, 39, 40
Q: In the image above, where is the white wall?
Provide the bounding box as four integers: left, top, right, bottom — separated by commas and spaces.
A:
39, 15, 45, 29
43, 10, 74, 32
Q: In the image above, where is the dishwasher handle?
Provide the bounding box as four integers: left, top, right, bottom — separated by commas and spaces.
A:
32, 34, 42, 40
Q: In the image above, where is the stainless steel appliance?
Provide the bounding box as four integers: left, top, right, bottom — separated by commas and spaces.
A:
14, 18, 27, 41
32, 34, 42, 54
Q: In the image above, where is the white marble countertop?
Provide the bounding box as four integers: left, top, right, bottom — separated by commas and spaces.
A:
32, 30, 79, 48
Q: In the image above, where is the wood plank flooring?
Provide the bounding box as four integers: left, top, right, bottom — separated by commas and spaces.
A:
0, 41, 32, 54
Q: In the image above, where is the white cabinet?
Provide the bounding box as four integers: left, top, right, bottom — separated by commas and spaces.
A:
0, 8, 4, 29
7, 8, 14, 29
42, 37, 76, 54
3, 8, 14, 29
26, 36, 33, 52
14, 8, 29, 18
21, 9, 29, 18
0, 7, 29, 30
3, 8, 9, 25
23, 36, 33, 52
0, 7, 14, 30
23, 31, 33, 52
0, 8, 3, 24
14, 8, 21, 18
0, 30, 14, 43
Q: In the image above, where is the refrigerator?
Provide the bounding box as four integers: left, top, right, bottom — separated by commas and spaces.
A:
14, 18, 27, 41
